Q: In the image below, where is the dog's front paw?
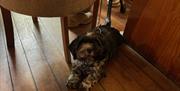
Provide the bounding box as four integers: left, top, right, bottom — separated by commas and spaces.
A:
81, 81, 92, 89
76, 82, 91, 91
66, 74, 81, 89
66, 81, 79, 89
79, 86, 90, 91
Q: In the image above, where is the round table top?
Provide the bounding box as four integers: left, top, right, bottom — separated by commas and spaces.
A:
0, 0, 95, 17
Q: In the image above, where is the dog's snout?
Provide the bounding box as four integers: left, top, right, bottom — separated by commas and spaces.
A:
77, 49, 94, 61
87, 49, 93, 54
80, 51, 89, 58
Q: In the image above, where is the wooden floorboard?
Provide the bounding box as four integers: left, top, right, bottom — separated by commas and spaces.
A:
116, 52, 162, 91
4, 15, 37, 91
38, 18, 64, 54
29, 17, 71, 91
105, 58, 145, 91
12, 13, 62, 91
119, 45, 180, 91
100, 71, 126, 91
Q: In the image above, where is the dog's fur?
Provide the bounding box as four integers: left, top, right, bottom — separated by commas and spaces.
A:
66, 25, 124, 89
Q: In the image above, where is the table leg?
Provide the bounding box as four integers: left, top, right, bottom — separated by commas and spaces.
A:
32, 17, 38, 23
1, 7, 14, 48
91, 0, 100, 29
61, 17, 71, 68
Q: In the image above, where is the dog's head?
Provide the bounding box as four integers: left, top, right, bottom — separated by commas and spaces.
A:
69, 32, 106, 62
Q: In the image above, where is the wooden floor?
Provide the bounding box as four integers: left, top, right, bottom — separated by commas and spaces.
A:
0, 11, 179, 91
98, 0, 132, 32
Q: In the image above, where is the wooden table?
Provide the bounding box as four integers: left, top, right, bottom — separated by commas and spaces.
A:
0, 0, 99, 67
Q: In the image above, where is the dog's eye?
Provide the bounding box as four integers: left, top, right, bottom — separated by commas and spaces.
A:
87, 49, 92, 53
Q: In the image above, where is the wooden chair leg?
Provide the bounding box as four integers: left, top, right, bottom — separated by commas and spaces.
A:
119, 0, 126, 13
32, 17, 40, 30
61, 17, 71, 67
1, 7, 14, 48
32, 17, 38, 23
91, 0, 100, 29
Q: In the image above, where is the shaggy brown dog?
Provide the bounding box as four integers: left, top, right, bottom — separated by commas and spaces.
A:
66, 25, 125, 90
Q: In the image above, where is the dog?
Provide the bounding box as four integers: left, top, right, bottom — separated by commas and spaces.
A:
66, 25, 125, 90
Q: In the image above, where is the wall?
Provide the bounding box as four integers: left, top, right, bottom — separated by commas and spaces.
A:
124, 0, 180, 86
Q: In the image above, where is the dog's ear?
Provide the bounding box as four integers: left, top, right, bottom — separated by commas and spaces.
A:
69, 36, 83, 59
95, 35, 104, 48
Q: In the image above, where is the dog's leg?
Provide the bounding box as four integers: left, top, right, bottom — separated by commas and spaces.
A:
66, 72, 81, 89
81, 73, 99, 89
81, 64, 105, 89
67, 63, 86, 89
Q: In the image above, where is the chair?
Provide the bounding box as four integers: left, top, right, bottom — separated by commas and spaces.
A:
0, 0, 100, 67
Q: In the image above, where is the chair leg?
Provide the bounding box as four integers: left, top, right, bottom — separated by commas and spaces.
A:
61, 17, 71, 67
119, 0, 126, 13
1, 7, 14, 48
91, 0, 100, 29
32, 17, 38, 23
